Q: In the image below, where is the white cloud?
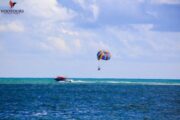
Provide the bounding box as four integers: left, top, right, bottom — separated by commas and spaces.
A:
151, 0, 180, 4
90, 4, 99, 20
0, 21, 24, 32
73, 0, 86, 9
21, 0, 76, 21
89, 40, 110, 51
73, 0, 99, 21
40, 37, 83, 55
105, 24, 180, 59
47, 37, 70, 52
131, 24, 154, 31
59, 28, 79, 36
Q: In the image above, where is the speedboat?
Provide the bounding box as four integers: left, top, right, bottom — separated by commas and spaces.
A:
55, 76, 72, 82
55, 76, 66, 81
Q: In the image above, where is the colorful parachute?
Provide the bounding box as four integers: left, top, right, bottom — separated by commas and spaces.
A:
97, 50, 111, 70
97, 50, 111, 60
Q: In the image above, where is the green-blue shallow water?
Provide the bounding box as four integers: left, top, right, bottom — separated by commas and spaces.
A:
0, 78, 180, 85
0, 78, 180, 120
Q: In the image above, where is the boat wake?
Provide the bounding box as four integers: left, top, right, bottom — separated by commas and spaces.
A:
63, 79, 180, 86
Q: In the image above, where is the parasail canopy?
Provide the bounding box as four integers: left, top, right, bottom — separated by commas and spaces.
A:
97, 50, 111, 61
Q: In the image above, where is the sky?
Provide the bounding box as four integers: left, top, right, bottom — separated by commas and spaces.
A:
0, 0, 180, 78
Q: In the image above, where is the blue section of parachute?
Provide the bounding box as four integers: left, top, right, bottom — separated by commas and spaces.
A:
97, 50, 111, 60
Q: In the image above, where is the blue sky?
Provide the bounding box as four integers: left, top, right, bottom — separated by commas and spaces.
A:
0, 0, 180, 78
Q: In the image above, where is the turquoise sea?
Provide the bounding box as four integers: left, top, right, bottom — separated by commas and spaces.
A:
0, 78, 180, 119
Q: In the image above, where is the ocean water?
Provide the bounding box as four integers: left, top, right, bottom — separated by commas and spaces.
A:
0, 78, 180, 120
